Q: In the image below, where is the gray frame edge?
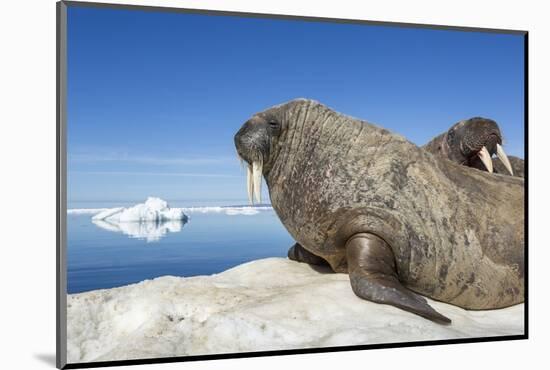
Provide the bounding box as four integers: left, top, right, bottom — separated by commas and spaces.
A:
56, 1, 68, 369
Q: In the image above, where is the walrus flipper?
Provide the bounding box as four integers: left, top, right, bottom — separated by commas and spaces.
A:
346, 233, 451, 324
288, 243, 329, 266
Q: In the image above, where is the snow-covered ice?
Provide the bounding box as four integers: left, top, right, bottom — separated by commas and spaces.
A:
67, 198, 274, 241
92, 197, 188, 223
67, 257, 524, 364
70, 198, 189, 241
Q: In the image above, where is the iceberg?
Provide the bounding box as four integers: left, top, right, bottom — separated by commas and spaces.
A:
92, 197, 188, 223
67, 257, 524, 364
85, 198, 188, 242
66, 198, 273, 241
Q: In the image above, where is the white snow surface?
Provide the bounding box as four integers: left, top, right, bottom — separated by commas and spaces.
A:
67, 258, 524, 364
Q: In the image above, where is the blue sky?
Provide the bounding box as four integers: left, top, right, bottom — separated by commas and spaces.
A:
67, 5, 525, 205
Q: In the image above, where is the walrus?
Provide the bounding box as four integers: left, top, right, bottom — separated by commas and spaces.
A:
234, 99, 524, 324
422, 117, 524, 177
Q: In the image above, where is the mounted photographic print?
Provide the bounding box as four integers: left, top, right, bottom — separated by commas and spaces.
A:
56, 1, 527, 368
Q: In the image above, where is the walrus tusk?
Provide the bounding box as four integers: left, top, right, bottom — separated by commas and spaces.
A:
253, 160, 262, 203
496, 143, 514, 176
477, 146, 493, 173
247, 165, 254, 204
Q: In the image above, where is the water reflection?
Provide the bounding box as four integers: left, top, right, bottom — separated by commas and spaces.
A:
92, 219, 187, 242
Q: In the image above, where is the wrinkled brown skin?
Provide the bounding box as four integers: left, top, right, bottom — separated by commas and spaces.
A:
235, 99, 524, 320
422, 118, 524, 177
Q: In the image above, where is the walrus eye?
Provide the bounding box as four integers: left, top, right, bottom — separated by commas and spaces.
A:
268, 120, 281, 134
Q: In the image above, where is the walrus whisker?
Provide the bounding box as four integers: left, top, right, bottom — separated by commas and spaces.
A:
496, 143, 514, 176
477, 146, 493, 173
237, 153, 247, 170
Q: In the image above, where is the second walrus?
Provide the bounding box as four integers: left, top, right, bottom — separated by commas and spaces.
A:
422, 117, 524, 177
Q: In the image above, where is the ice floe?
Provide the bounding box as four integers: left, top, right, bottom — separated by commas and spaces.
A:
67, 200, 273, 217
67, 198, 274, 241
92, 197, 187, 223
67, 208, 110, 215
67, 257, 524, 364
182, 205, 272, 215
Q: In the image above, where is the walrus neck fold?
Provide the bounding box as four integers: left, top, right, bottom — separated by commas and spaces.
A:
265, 100, 329, 186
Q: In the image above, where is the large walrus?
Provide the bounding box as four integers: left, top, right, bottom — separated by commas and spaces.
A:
422, 117, 524, 177
234, 99, 524, 324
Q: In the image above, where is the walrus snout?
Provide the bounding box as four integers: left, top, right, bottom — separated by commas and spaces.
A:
450, 117, 513, 175
234, 118, 271, 161
461, 119, 501, 154
234, 117, 273, 205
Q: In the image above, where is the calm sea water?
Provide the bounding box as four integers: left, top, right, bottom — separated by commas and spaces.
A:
67, 201, 294, 294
